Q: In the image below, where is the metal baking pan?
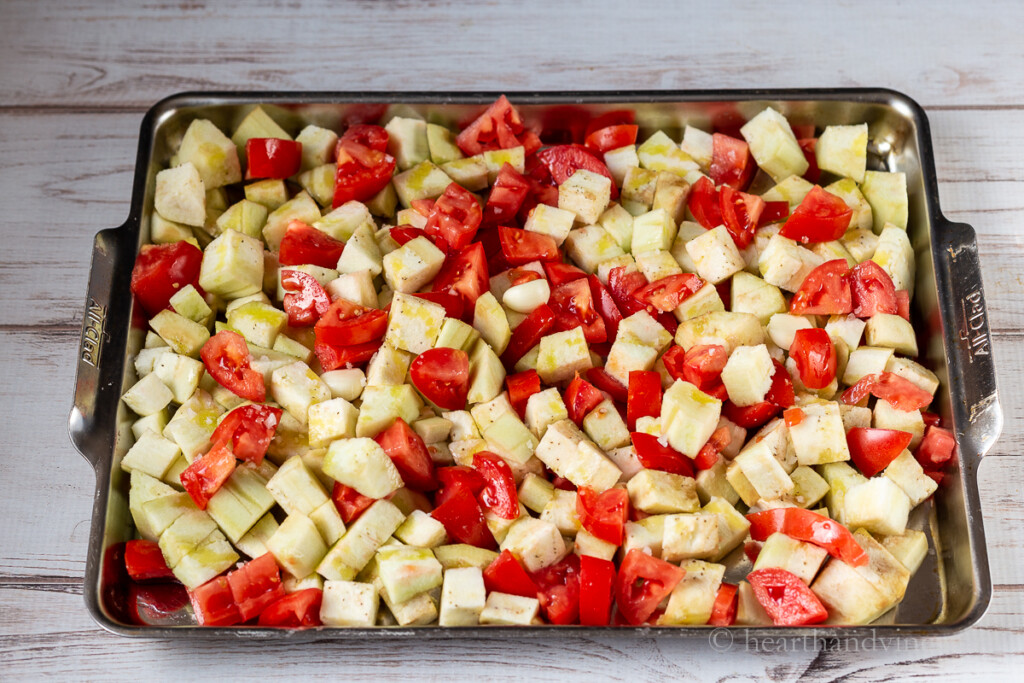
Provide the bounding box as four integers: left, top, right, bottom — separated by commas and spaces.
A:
69, 89, 1002, 639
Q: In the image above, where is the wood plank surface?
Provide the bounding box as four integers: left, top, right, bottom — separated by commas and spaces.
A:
1, 0, 1022, 680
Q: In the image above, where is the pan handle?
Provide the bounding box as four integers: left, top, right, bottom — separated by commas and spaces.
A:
69, 223, 136, 470
933, 218, 1003, 461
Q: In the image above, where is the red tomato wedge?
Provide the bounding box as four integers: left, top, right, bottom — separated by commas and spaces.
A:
766, 359, 796, 408
630, 432, 695, 478
124, 539, 175, 581
456, 95, 540, 157
585, 124, 639, 155
790, 259, 853, 315
759, 201, 790, 227
431, 486, 495, 550
710, 133, 755, 191
678, 344, 729, 400
615, 548, 685, 625
210, 403, 283, 465
281, 269, 332, 326
688, 176, 723, 230
180, 439, 236, 510
799, 137, 821, 183
607, 266, 650, 318
579, 555, 617, 626
245, 138, 302, 180
779, 185, 852, 243
790, 328, 837, 390
424, 182, 483, 251
847, 427, 914, 477
500, 303, 555, 367
433, 242, 490, 309
719, 186, 764, 251
841, 372, 934, 411
226, 553, 285, 622
201, 330, 265, 402
189, 576, 241, 627
499, 226, 560, 265
332, 482, 375, 524
626, 370, 662, 431
586, 368, 629, 403
473, 452, 519, 519
850, 260, 899, 318
506, 369, 541, 419
483, 550, 539, 598
409, 347, 470, 410
633, 273, 705, 313
747, 568, 828, 626
694, 426, 732, 470
483, 163, 531, 227
588, 275, 623, 341
535, 144, 618, 199
544, 261, 587, 286
314, 299, 387, 347
708, 583, 739, 626
576, 486, 629, 546
549, 278, 607, 343
374, 418, 438, 491
565, 374, 605, 425
746, 507, 868, 567
314, 340, 381, 370
258, 588, 323, 627
916, 425, 956, 470
411, 291, 464, 320
279, 220, 346, 268
333, 125, 396, 208
130, 241, 204, 317
530, 554, 581, 625
723, 400, 780, 430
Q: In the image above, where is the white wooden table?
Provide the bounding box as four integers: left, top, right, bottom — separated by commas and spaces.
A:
1, 1, 1021, 679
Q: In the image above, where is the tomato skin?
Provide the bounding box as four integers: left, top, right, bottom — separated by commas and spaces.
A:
130, 241, 204, 317
694, 426, 732, 470
798, 137, 821, 183
530, 554, 581, 625
564, 374, 605, 425
723, 400, 780, 429
708, 583, 739, 626
424, 182, 483, 251
433, 242, 490, 311
759, 201, 790, 227
483, 163, 531, 227
473, 452, 519, 519
245, 138, 302, 180
332, 482, 375, 524
189, 576, 241, 627
124, 539, 175, 581
210, 403, 283, 465
710, 133, 755, 190
584, 124, 638, 155
500, 303, 555, 367
332, 125, 396, 208
314, 299, 387, 347
409, 347, 470, 411
550, 278, 607, 343
850, 260, 899, 318
431, 485, 496, 550
201, 330, 265, 403
279, 220, 346, 268
916, 425, 956, 470
374, 418, 438, 492
544, 261, 587, 286
633, 273, 704, 313
746, 507, 868, 567
627, 370, 662, 431
535, 144, 619, 199
766, 359, 796, 408
456, 95, 540, 157
790, 328, 837, 390
747, 568, 828, 626
718, 185, 765, 249
669, 344, 728, 400
483, 550, 539, 598
226, 553, 286, 622
180, 439, 236, 510
506, 369, 541, 419
779, 185, 853, 243
586, 367, 628, 404
314, 339, 382, 370
630, 432, 695, 478
607, 266, 650, 318
615, 548, 685, 625
587, 275, 623, 341
281, 269, 332, 326
847, 427, 914, 477
579, 555, 617, 626
790, 259, 853, 315
499, 226, 560, 266
688, 176, 723, 230
257, 588, 323, 627
841, 372, 934, 411
576, 486, 629, 546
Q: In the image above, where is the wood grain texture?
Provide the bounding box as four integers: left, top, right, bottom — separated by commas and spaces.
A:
1, 0, 1022, 679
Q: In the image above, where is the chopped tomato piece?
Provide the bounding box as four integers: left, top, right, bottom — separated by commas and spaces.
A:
694, 426, 732, 470
375, 418, 438, 492
314, 299, 387, 347
431, 486, 495, 550
124, 539, 175, 581
790, 259, 853, 315
895, 289, 911, 321
630, 432, 695, 478
784, 407, 805, 428
543, 261, 587, 286
847, 427, 914, 477
530, 554, 581, 625
688, 176, 722, 230
411, 291, 465, 320
588, 275, 623, 340
210, 403, 282, 465
180, 438, 236, 510
473, 452, 519, 519
916, 425, 956, 470
607, 266, 649, 317
798, 138, 821, 183
719, 186, 764, 250
409, 347, 470, 411
433, 242, 490, 309
484, 163, 532, 227
579, 555, 617, 626
257, 588, 323, 627
500, 303, 555, 367
615, 548, 685, 625
634, 273, 705, 313
201, 330, 265, 402
226, 553, 286, 622
841, 372, 934, 411
499, 226, 560, 265
766, 359, 796, 408
130, 241, 204, 317
280, 269, 332, 327
245, 138, 302, 180
456, 95, 540, 156
189, 576, 241, 627
424, 182, 483, 250
506, 369, 541, 419
746, 507, 868, 567
333, 125, 396, 208
708, 583, 739, 626
508, 267, 543, 286
314, 340, 381, 370
677, 344, 729, 399
549, 278, 607, 343
585, 368, 628, 404
565, 374, 605, 425
627, 370, 662, 431
585, 124, 639, 155
759, 201, 790, 227
790, 328, 837, 390
850, 260, 899, 318
779, 185, 852, 243
710, 133, 755, 190
723, 400, 780, 429
332, 482, 375, 524
576, 486, 629, 546
483, 550, 539, 598
747, 567, 829, 626
535, 144, 618, 199
584, 110, 636, 139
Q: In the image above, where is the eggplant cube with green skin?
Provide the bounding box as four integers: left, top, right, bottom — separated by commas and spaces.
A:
696, 458, 740, 507
265, 455, 330, 517
674, 282, 726, 322
385, 117, 430, 171
470, 393, 514, 431
267, 513, 328, 579
559, 169, 612, 225
432, 544, 499, 572
440, 156, 489, 192
149, 310, 210, 359
787, 465, 830, 508
652, 172, 691, 225
130, 471, 186, 540
661, 379, 722, 458
314, 200, 375, 242
436, 317, 480, 354
740, 107, 808, 182
162, 388, 223, 461
753, 532, 829, 585
155, 162, 206, 227
198, 229, 264, 300
483, 147, 526, 183
320, 580, 379, 627
788, 401, 850, 466
536, 327, 592, 385
844, 476, 912, 536
635, 249, 683, 283
817, 461, 867, 524
438, 566, 487, 626
637, 130, 699, 177
736, 580, 773, 625
376, 546, 444, 604
658, 560, 725, 625
394, 509, 448, 548
815, 123, 868, 183
702, 496, 752, 562
158, 510, 219, 569
726, 460, 760, 507
385, 293, 447, 355
721, 344, 775, 407
231, 106, 291, 158
686, 225, 745, 285
731, 272, 786, 325
383, 236, 446, 294
296, 163, 336, 208
482, 411, 538, 466
524, 203, 575, 247
500, 517, 567, 573
177, 119, 242, 189
605, 338, 659, 387
563, 224, 625, 274
244, 178, 288, 210
627, 469, 700, 515
675, 311, 765, 355
811, 555, 892, 625
874, 400, 925, 449
205, 463, 277, 544
825, 314, 867, 352
356, 384, 422, 439
583, 398, 631, 451
662, 513, 721, 562
426, 122, 462, 165
681, 126, 714, 169
825, 178, 874, 232
365, 344, 412, 388
841, 227, 879, 262
884, 449, 938, 507
534, 419, 622, 493
307, 397, 359, 447
323, 437, 404, 499
524, 388, 569, 440
872, 224, 915, 295
598, 204, 635, 253
318, 500, 406, 581
473, 292, 511, 356
262, 192, 321, 252
631, 208, 677, 254
865, 313, 918, 356
392, 161, 453, 208
226, 301, 288, 349
843, 345, 895, 385
861, 171, 908, 233
540, 490, 581, 537
480, 591, 541, 626
295, 124, 338, 172
169, 284, 213, 323
337, 222, 383, 277
122, 372, 174, 418
173, 531, 240, 590
879, 529, 929, 576
270, 361, 331, 427
518, 472, 556, 514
